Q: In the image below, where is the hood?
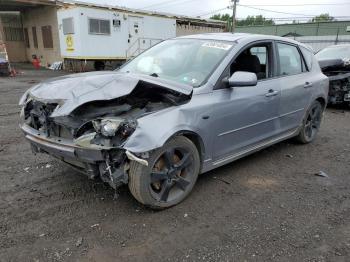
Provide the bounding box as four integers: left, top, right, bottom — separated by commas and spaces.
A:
318, 58, 345, 70
27, 71, 192, 117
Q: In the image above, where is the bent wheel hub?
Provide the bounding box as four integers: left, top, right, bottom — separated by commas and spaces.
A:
150, 148, 193, 202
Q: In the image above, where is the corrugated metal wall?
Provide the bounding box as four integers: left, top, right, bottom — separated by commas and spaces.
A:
236, 21, 350, 52
235, 21, 350, 36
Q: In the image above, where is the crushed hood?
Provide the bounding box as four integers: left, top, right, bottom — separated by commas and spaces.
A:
318, 58, 350, 71
28, 71, 192, 117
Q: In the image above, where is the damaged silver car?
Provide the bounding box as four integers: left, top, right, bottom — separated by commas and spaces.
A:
316, 44, 350, 105
19, 33, 328, 209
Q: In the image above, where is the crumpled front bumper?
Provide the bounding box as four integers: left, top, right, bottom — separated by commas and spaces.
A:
20, 123, 105, 172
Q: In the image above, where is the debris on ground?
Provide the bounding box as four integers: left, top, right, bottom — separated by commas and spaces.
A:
45, 164, 52, 168
75, 237, 83, 247
184, 213, 188, 218
90, 224, 99, 228
24, 167, 30, 172
314, 171, 329, 178
286, 154, 294, 158
212, 176, 231, 185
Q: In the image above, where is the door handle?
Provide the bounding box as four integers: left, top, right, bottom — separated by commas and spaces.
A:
304, 82, 313, 88
265, 89, 279, 97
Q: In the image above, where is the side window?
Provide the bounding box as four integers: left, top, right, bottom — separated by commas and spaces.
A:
277, 43, 304, 76
300, 46, 313, 71
230, 43, 272, 80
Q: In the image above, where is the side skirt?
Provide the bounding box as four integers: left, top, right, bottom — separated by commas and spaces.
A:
202, 127, 300, 173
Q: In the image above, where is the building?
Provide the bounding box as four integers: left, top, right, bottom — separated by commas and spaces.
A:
235, 20, 350, 52
0, 0, 226, 69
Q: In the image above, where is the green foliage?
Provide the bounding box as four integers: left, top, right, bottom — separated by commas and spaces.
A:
310, 13, 335, 22
210, 14, 275, 26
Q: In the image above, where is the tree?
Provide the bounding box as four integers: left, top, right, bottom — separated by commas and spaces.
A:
310, 13, 334, 22
210, 14, 275, 26
210, 14, 231, 23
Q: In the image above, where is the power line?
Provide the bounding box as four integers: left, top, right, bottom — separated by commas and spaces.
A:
235, 16, 350, 20
197, 7, 231, 17
237, 4, 319, 17
241, 3, 350, 7
197, 5, 318, 18
141, 0, 199, 9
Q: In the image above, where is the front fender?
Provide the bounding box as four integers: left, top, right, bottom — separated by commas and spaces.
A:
122, 106, 209, 155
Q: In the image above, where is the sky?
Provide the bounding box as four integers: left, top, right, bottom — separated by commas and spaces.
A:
83, 0, 350, 23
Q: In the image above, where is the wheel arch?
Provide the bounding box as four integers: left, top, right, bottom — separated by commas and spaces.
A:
167, 130, 206, 167
315, 96, 326, 109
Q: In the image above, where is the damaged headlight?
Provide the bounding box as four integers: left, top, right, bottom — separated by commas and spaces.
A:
96, 119, 123, 137
93, 118, 137, 138
75, 118, 137, 149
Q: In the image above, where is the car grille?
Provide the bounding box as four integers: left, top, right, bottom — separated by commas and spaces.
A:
26, 100, 74, 139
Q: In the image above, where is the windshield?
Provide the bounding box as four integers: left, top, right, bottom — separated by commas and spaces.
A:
119, 39, 234, 87
316, 45, 350, 60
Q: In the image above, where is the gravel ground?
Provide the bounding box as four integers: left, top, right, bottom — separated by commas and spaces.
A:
1, 66, 350, 262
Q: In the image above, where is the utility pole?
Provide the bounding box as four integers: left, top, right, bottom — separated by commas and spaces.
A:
231, 0, 238, 32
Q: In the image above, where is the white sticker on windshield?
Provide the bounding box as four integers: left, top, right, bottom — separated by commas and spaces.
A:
202, 42, 232, 50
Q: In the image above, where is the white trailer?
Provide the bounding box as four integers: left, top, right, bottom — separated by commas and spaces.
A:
57, 5, 177, 70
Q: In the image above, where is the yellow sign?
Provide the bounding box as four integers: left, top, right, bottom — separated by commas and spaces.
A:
66, 35, 74, 51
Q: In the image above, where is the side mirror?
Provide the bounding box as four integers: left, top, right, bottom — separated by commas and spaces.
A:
225, 71, 258, 87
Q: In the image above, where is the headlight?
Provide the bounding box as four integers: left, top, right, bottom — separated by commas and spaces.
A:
93, 118, 123, 137
92, 118, 137, 138
101, 120, 120, 136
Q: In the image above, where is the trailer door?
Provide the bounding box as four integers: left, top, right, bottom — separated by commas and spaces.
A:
128, 16, 144, 57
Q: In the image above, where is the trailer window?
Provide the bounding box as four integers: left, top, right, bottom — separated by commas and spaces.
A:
89, 18, 110, 35
63, 17, 74, 35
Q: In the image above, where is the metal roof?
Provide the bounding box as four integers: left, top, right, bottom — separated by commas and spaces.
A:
0, 0, 225, 27
62, 0, 226, 27
0, 0, 57, 11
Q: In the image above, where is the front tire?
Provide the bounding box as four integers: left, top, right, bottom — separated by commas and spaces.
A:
296, 100, 324, 144
128, 136, 200, 209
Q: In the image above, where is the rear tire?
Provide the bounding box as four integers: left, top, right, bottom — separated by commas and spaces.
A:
128, 136, 200, 209
296, 100, 323, 144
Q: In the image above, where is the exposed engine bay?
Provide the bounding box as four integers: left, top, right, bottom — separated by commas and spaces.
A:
21, 79, 191, 188
319, 58, 350, 105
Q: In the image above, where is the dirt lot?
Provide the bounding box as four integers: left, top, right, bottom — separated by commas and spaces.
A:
1, 65, 350, 262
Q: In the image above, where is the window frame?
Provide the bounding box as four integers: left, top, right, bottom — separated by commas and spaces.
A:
88, 18, 111, 35
62, 17, 74, 35
23, 28, 30, 48
300, 46, 313, 72
214, 40, 277, 90
32, 26, 38, 48
41, 25, 53, 49
274, 41, 309, 77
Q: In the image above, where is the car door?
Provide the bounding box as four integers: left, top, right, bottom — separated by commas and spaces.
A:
274, 42, 313, 133
211, 41, 281, 162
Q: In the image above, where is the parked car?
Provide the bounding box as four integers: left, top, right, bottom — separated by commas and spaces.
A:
0, 57, 10, 76
316, 44, 350, 105
19, 33, 328, 209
